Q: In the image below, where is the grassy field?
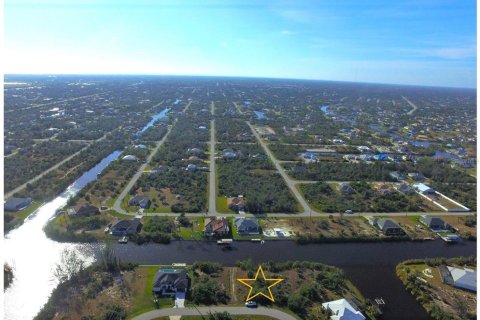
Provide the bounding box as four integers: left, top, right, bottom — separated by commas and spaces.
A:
179, 217, 205, 240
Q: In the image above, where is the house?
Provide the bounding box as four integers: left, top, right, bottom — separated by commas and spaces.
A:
408, 172, 425, 181
376, 184, 393, 195
389, 171, 406, 181
377, 219, 405, 236
420, 216, 453, 232
152, 269, 189, 296
223, 148, 237, 159
122, 155, 138, 161
129, 195, 151, 209
204, 217, 230, 237
322, 298, 366, 320
68, 203, 99, 216
395, 184, 416, 195
413, 183, 435, 195
447, 267, 477, 292
373, 154, 388, 161
151, 165, 169, 175
187, 147, 202, 155
4, 197, 32, 211
357, 146, 371, 153
186, 164, 197, 171
337, 182, 354, 194
234, 218, 260, 235
110, 218, 143, 236
227, 195, 245, 212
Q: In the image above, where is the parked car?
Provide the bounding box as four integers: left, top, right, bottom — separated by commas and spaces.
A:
245, 301, 257, 308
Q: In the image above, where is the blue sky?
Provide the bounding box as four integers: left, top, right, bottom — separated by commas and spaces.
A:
4, 0, 477, 87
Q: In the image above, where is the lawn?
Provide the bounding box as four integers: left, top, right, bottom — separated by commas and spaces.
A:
217, 196, 236, 214
127, 266, 174, 317
179, 218, 205, 240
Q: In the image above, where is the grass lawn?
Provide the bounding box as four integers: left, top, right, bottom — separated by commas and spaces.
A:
128, 266, 174, 317
179, 218, 205, 240
14, 200, 43, 220
217, 196, 236, 214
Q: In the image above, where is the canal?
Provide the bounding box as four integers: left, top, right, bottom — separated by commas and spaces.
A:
4, 150, 121, 320
113, 240, 476, 320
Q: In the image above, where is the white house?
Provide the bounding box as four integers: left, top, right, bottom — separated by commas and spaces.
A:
322, 298, 366, 320
447, 266, 477, 292
122, 155, 138, 161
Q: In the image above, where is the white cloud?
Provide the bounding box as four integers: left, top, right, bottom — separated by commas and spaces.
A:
280, 29, 295, 35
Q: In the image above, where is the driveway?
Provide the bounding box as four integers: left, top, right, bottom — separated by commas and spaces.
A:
131, 306, 298, 320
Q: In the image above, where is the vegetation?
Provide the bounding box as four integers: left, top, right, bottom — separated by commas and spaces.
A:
300, 181, 422, 212
397, 257, 476, 320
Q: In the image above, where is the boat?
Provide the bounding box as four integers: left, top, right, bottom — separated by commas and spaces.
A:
217, 239, 233, 245
118, 236, 128, 244
439, 234, 460, 243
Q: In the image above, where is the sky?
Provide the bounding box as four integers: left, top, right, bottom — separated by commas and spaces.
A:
4, 0, 477, 88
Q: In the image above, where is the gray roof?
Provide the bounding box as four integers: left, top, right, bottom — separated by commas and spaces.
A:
5, 197, 31, 208
448, 267, 477, 292
234, 218, 260, 232
377, 219, 401, 231
153, 269, 188, 290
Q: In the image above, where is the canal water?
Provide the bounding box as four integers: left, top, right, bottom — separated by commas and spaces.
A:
3, 145, 476, 320
3, 150, 121, 320
139, 107, 170, 134
113, 240, 476, 320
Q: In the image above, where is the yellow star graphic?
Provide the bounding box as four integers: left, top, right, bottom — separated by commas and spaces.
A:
237, 265, 284, 302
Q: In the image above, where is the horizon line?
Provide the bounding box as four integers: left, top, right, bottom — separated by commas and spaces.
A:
4, 73, 477, 90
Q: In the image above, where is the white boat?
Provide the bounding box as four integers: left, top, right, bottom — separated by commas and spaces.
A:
118, 236, 128, 244
217, 239, 233, 245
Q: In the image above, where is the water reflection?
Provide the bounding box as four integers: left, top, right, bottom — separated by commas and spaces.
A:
4, 150, 120, 320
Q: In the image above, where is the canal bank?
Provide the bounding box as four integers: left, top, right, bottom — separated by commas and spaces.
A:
3, 151, 121, 320
113, 240, 476, 320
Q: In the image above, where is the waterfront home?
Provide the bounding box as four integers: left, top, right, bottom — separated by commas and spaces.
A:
152, 269, 189, 296
204, 217, 230, 237
447, 266, 477, 292
234, 217, 260, 235
420, 216, 453, 232
377, 219, 405, 236
4, 197, 32, 211
68, 203, 100, 216
322, 298, 366, 320
110, 218, 143, 236
129, 195, 151, 209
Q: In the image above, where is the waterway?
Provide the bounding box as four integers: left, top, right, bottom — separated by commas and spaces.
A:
113, 240, 476, 320
254, 110, 267, 120
139, 107, 170, 134
4, 150, 121, 320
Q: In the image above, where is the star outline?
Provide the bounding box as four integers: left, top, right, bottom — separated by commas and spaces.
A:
236, 265, 284, 302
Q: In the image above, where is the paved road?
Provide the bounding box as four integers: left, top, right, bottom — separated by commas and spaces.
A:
113, 123, 174, 214
247, 121, 312, 214
132, 306, 298, 320
5, 132, 109, 199
208, 101, 216, 216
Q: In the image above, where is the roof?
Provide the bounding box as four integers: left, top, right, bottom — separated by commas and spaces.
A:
73, 203, 99, 215
205, 217, 229, 234
447, 266, 477, 292
122, 155, 138, 161
422, 216, 447, 227
4, 197, 31, 208
413, 183, 434, 193
111, 218, 142, 231
322, 298, 366, 320
234, 218, 259, 231
153, 269, 188, 290
377, 219, 401, 231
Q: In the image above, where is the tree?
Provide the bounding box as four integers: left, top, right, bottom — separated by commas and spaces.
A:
53, 248, 85, 283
